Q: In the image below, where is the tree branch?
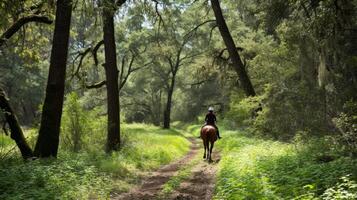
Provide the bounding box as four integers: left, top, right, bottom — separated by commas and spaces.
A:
119, 50, 153, 90
0, 15, 53, 47
151, 0, 166, 32
86, 80, 106, 89
183, 19, 216, 40
92, 40, 104, 66
71, 47, 92, 80
119, 54, 127, 85
186, 78, 215, 87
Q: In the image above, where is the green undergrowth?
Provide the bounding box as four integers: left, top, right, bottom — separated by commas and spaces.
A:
213, 129, 357, 200
0, 128, 37, 156
0, 123, 190, 200
0, 134, 13, 147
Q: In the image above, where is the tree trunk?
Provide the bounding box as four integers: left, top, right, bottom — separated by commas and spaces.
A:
211, 0, 256, 96
152, 90, 162, 126
0, 88, 33, 159
102, 0, 120, 152
163, 74, 176, 129
34, 0, 73, 157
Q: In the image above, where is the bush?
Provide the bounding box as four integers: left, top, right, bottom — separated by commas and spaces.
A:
226, 92, 262, 128
61, 92, 90, 152
332, 100, 357, 156
321, 175, 357, 200
226, 81, 329, 141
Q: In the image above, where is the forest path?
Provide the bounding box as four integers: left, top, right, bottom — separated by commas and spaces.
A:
112, 137, 220, 200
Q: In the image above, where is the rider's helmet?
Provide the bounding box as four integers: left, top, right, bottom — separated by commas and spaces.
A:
208, 107, 214, 112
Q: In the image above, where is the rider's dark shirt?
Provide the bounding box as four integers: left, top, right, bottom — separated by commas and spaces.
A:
205, 112, 216, 125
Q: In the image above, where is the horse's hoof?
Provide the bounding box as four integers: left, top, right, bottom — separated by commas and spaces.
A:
209, 159, 213, 163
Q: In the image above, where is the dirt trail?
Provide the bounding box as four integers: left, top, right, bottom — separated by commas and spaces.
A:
112, 138, 220, 200
169, 151, 220, 200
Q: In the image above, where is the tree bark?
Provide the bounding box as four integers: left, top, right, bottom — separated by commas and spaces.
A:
211, 0, 256, 96
0, 88, 33, 159
163, 75, 176, 129
34, 0, 73, 157
102, 0, 120, 152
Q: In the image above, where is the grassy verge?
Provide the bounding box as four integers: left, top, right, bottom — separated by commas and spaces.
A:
213, 129, 357, 200
0, 123, 190, 200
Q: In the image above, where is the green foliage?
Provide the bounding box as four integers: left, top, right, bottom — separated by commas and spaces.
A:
1, 0, 357, 199
226, 89, 264, 127
99, 124, 189, 175
0, 124, 190, 199
61, 92, 89, 152
320, 175, 357, 200
332, 100, 357, 155
0, 154, 113, 200
227, 81, 329, 140
223, 0, 357, 143
0, 133, 15, 160
214, 130, 357, 199
0, 133, 12, 147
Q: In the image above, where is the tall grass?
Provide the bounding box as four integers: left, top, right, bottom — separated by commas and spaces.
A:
0, 123, 190, 199
213, 130, 357, 199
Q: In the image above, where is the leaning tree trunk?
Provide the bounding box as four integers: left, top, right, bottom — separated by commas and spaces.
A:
34, 0, 73, 157
163, 73, 176, 129
102, 0, 120, 152
211, 0, 256, 97
0, 88, 33, 159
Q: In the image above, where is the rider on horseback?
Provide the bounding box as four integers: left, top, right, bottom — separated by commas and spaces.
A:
204, 107, 221, 139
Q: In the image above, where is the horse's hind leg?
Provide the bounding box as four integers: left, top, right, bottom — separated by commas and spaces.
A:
202, 139, 207, 159
209, 142, 214, 163
206, 140, 210, 160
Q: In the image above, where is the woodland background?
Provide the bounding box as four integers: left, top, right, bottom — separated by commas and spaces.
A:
0, 0, 356, 199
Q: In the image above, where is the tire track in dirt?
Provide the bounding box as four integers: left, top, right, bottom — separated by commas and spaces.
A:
112, 138, 201, 200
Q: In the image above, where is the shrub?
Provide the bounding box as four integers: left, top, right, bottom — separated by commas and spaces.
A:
321, 175, 357, 200
226, 81, 329, 141
61, 92, 89, 152
332, 100, 357, 156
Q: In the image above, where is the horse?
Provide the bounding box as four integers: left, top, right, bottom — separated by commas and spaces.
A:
200, 125, 217, 162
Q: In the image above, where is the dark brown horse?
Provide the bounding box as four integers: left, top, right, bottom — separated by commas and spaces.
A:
200, 125, 217, 162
